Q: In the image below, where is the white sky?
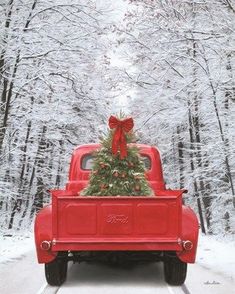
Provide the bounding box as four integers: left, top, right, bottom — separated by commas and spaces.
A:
97, 0, 137, 114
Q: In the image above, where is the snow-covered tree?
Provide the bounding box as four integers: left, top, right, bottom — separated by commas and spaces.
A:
0, 0, 117, 232
112, 0, 235, 234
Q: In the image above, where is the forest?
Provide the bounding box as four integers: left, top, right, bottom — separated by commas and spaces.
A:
0, 0, 234, 235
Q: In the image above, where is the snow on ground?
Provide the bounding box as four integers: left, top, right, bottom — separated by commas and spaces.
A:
197, 233, 235, 281
0, 231, 234, 283
0, 232, 34, 264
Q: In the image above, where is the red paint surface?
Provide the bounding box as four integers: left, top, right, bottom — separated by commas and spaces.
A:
34, 144, 199, 264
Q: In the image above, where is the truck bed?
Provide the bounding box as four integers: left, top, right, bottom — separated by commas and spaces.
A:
51, 191, 183, 252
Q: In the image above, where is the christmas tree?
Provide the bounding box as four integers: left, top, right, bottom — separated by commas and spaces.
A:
80, 115, 153, 196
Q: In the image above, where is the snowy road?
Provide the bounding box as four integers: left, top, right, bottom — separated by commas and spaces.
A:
0, 249, 234, 294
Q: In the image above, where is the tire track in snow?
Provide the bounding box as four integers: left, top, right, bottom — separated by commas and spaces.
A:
181, 284, 191, 294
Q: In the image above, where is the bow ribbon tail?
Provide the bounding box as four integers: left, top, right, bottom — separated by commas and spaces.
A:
112, 126, 121, 155
120, 131, 127, 159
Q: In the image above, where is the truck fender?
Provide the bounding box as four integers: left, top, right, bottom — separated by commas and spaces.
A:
34, 205, 57, 264
177, 205, 199, 263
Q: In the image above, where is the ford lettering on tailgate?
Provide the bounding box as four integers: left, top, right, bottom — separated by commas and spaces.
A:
106, 214, 129, 224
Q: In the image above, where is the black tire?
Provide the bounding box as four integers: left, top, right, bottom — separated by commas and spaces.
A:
45, 255, 68, 286
163, 254, 187, 286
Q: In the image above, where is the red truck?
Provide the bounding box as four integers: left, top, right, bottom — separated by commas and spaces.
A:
34, 143, 199, 286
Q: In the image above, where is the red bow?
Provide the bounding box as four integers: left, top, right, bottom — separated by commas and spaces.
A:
109, 115, 134, 159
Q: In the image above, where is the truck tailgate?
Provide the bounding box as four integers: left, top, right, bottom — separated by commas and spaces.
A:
52, 192, 182, 251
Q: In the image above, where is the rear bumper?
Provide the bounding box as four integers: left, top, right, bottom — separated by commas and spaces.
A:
51, 238, 182, 251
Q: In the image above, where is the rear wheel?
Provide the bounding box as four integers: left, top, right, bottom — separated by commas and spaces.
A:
164, 254, 187, 286
45, 254, 68, 286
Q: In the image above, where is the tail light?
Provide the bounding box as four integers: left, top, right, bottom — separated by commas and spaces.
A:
183, 240, 193, 251
40, 240, 51, 251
